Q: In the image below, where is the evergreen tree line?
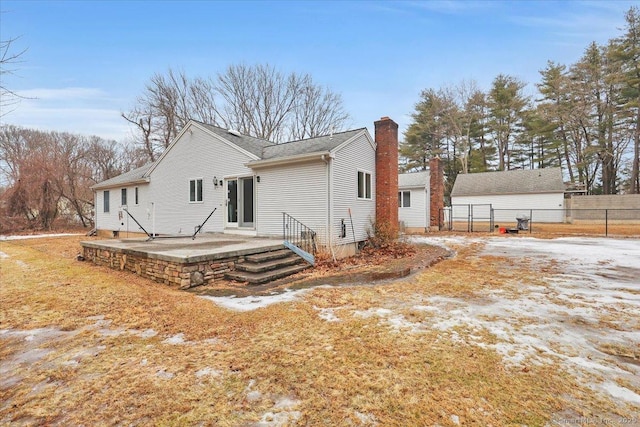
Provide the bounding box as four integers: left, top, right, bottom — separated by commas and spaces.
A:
401, 7, 640, 196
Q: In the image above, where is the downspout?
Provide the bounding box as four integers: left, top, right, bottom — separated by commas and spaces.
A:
93, 190, 97, 233
322, 154, 336, 262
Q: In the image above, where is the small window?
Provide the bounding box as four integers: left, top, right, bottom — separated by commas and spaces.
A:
190, 179, 203, 202
121, 188, 127, 206
103, 190, 110, 213
134, 187, 139, 205
399, 191, 411, 208
358, 171, 372, 200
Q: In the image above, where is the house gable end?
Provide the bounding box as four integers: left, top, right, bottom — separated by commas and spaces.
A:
143, 121, 260, 179
331, 129, 375, 155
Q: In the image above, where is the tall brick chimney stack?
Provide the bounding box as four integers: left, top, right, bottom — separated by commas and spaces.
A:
429, 157, 444, 228
374, 116, 399, 237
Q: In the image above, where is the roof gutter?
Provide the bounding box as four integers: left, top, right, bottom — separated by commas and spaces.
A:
247, 151, 332, 169
91, 177, 150, 191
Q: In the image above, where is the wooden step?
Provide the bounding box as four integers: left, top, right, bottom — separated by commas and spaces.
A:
225, 264, 310, 285
245, 249, 293, 263
235, 255, 304, 273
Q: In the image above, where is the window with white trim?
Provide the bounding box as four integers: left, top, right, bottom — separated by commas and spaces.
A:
134, 187, 139, 205
398, 191, 410, 208
357, 171, 372, 200
121, 188, 127, 206
189, 179, 203, 202
103, 190, 110, 213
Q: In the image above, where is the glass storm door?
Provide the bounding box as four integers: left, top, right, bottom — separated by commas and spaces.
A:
226, 177, 254, 228
239, 177, 254, 227
227, 179, 238, 226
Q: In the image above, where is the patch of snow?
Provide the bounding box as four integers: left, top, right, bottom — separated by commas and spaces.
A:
156, 369, 174, 379
353, 308, 393, 318
162, 333, 188, 345
354, 308, 422, 332
273, 397, 300, 410
137, 329, 158, 338
246, 390, 262, 402
0, 233, 82, 241
195, 367, 222, 378
599, 381, 640, 404
399, 236, 640, 408
0, 251, 9, 259
201, 288, 309, 312
355, 411, 378, 425
99, 328, 125, 337
314, 306, 340, 322
256, 410, 301, 427
450, 414, 461, 425
69, 346, 106, 362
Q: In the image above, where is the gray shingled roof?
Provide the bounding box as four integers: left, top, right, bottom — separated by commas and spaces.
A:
451, 168, 566, 197
260, 128, 366, 160
91, 163, 152, 190
196, 121, 275, 158
92, 123, 367, 189
399, 171, 429, 188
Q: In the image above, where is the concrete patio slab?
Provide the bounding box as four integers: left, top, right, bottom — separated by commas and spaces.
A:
81, 233, 284, 264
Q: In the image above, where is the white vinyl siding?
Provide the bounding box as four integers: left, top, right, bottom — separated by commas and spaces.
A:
451, 193, 565, 223
145, 124, 254, 235
398, 187, 428, 229
94, 184, 151, 233
255, 161, 328, 243
332, 133, 376, 245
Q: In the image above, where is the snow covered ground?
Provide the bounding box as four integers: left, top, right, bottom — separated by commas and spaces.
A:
412, 236, 640, 408
202, 235, 640, 410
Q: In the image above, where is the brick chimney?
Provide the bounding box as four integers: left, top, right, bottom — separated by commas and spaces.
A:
429, 157, 444, 228
374, 117, 399, 237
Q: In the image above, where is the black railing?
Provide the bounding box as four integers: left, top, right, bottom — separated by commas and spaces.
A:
283, 213, 317, 256
122, 208, 153, 239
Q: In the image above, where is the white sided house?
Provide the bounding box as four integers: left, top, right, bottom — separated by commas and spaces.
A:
91, 118, 400, 257
450, 168, 566, 223
398, 171, 430, 232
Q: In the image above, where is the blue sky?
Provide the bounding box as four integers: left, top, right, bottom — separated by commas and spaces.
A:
0, 0, 636, 142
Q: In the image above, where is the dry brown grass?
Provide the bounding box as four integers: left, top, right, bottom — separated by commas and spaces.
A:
0, 235, 636, 425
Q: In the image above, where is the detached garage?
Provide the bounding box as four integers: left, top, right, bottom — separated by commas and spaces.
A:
450, 168, 566, 223
398, 171, 430, 232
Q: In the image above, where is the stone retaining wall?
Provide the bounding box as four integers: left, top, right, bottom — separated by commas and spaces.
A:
82, 245, 244, 289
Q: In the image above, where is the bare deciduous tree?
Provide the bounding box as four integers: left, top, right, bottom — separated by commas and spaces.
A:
123, 64, 350, 162
1, 125, 133, 230
0, 35, 28, 116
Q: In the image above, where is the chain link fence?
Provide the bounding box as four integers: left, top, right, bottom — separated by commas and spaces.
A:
440, 205, 640, 237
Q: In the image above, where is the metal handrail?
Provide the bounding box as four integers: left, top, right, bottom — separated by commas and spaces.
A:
282, 212, 317, 257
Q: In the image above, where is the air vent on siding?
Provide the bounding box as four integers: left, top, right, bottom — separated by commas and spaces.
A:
228, 129, 242, 137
